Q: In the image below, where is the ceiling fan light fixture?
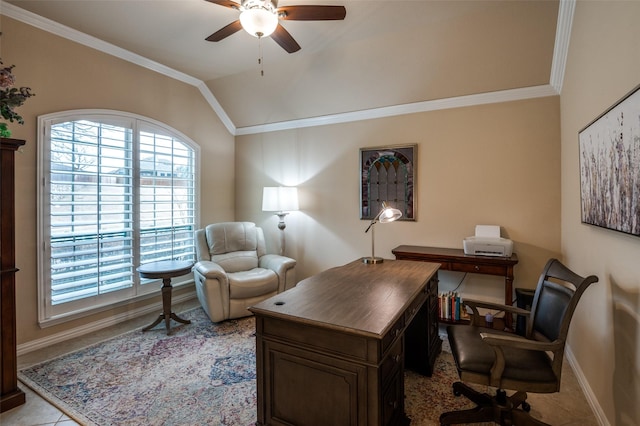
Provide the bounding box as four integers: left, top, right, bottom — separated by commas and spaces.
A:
240, 3, 278, 38
206, 0, 345, 53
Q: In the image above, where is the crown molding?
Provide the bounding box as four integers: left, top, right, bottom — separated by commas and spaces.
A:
236, 85, 558, 135
1, 2, 199, 86
237, 0, 574, 136
1, 0, 573, 137
550, 0, 576, 94
0, 1, 236, 135
195, 81, 236, 134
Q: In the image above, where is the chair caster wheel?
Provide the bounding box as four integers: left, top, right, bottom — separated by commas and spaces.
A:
496, 389, 508, 405
522, 401, 531, 412
452, 382, 464, 397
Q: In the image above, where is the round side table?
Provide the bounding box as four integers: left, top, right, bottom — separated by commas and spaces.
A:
137, 260, 194, 334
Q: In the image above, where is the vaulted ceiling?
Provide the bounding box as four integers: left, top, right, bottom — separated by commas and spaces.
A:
3, 0, 562, 133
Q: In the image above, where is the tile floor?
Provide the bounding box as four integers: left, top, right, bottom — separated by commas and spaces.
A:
2, 302, 600, 426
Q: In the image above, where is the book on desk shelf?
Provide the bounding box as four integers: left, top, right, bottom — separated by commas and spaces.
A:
438, 292, 469, 321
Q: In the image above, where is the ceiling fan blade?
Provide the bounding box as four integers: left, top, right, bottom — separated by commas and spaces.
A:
277, 5, 346, 21
204, 0, 241, 10
271, 24, 301, 53
205, 20, 243, 42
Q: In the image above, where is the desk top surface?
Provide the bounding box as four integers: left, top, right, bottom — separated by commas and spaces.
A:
249, 259, 439, 337
392, 245, 518, 264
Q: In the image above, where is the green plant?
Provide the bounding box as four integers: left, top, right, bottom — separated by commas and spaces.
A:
0, 122, 11, 138
1, 61, 35, 125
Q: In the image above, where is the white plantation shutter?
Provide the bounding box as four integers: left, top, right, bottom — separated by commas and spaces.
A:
138, 129, 196, 265
39, 111, 198, 323
48, 120, 134, 305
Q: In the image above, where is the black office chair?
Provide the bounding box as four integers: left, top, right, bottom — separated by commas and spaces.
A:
440, 258, 598, 426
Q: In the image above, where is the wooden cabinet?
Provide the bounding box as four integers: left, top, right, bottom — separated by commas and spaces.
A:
1, 138, 26, 413
255, 318, 409, 426
250, 260, 440, 426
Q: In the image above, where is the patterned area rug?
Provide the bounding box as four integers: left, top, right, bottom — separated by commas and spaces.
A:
405, 341, 480, 425
19, 308, 476, 426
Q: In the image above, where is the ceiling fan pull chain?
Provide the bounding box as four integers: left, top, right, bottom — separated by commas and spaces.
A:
258, 36, 264, 76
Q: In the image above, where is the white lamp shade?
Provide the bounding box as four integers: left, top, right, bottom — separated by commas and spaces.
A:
262, 187, 299, 212
240, 8, 278, 38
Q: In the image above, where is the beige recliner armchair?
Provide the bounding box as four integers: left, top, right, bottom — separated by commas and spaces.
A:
193, 221, 296, 322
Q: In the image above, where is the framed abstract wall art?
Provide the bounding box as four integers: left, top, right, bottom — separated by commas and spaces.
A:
360, 144, 416, 221
579, 84, 640, 236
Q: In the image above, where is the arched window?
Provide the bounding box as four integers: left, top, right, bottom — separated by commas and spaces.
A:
38, 110, 199, 325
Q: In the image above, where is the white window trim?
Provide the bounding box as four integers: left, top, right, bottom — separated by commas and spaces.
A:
37, 109, 201, 327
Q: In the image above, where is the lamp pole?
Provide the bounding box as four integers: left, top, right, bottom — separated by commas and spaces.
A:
276, 211, 288, 256
362, 201, 402, 264
363, 221, 384, 264
363, 210, 383, 264
262, 186, 298, 257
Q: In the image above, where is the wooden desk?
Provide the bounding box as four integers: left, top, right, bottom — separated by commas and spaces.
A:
137, 260, 194, 334
392, 245, 518, 329
250, 259, 440, 426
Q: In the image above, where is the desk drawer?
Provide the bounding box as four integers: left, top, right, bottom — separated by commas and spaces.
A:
382, 367, 403, 425
262, 317, 370, 361
380, 337, 403, 390
451, 262, 506, 276
405, 287, 428, 324
381, 316, 404, 354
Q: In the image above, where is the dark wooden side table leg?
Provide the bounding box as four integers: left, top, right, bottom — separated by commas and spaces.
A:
162, 278, 192, 328
161, 278, 173, 333
170, 312, 192, 325
142, 313, 165, 333
142, 314, 164, 331
143, 277, 191, 334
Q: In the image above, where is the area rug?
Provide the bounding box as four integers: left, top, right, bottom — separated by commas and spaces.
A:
19, 308, 476, 426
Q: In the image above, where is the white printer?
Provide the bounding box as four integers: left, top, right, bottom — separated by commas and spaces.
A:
463, 225, 513, 257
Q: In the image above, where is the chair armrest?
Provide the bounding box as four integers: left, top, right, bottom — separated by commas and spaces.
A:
193, 260, 229, 322
260, 254, 296, 292
478, 331, 562, 387
193, 260, 226, 280
464, 299, 531, 315
464, 298, 530, 325
260, 254, 296, 273
480, 332, 562, 352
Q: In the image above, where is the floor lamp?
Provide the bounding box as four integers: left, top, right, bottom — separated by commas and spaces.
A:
362, 201, 402, 264
262, 186, 299, 256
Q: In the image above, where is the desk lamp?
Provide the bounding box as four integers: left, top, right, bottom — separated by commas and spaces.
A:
262, 186, 299, 256
362, 201, 402, 264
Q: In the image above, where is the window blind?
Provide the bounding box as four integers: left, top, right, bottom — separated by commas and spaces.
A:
41, 113, 197, 321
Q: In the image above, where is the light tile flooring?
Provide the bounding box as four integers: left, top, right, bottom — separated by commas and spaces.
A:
2, 301, 599, 426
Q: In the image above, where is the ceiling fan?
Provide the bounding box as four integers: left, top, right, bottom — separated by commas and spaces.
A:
204, 0, 346, 53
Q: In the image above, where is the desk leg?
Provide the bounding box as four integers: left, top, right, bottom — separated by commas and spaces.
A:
505, 269, 514, 330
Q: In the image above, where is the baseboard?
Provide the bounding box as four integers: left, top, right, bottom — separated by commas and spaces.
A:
17, 293, 198, 356
565, 344, 609, 426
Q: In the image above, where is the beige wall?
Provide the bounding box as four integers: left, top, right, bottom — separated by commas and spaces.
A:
236, 96, 562, 304
2, 17, 235, 344
561, 2, 640, 425
9, 3, 635, 423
